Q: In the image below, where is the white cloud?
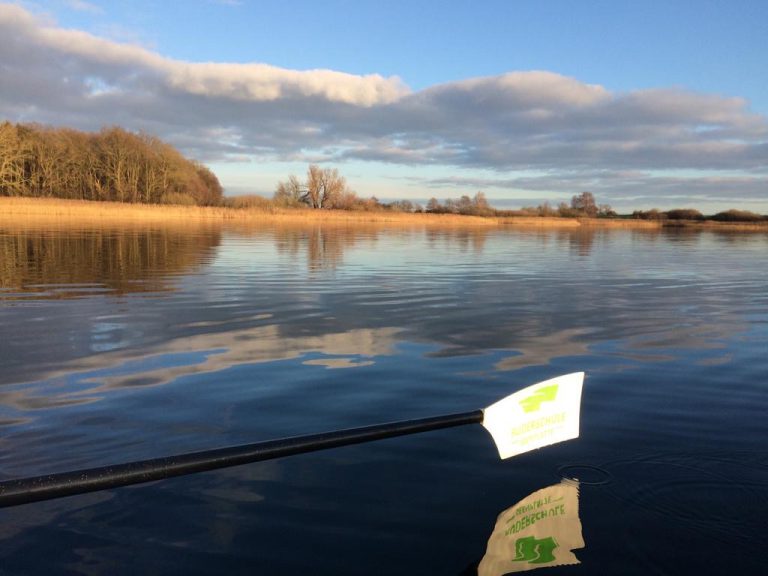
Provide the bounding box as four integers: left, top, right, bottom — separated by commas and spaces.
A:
0, 3, 766, 207
0, 4, 407, 107
163, 62, 408, 106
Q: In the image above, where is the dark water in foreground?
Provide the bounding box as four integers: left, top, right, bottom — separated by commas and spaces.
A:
0, 223, 766, 575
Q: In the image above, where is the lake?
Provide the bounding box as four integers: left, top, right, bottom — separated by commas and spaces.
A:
0, 221, 766, 575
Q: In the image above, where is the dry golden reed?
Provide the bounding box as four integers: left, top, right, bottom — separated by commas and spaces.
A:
8, 197, 743, 230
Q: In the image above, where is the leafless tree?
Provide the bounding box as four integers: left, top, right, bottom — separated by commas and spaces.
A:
0, 122, 28, 196
0, 121, 223, 206
426, 197, 441, 212
571, 191, 598, 217
274, 174, 305, 206
304, 164, 350, 209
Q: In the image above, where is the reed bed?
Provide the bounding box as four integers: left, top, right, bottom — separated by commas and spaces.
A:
7, 197, 762, 231
578, 218, 660, 229
0, 197, 501, 227
1, 197, 235, 223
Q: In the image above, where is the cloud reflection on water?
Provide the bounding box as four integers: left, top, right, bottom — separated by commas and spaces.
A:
0, 223, 760, 421
0, 325, 401, 411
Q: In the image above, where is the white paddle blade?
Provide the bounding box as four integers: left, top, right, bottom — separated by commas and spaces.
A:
482, 372, 584, 459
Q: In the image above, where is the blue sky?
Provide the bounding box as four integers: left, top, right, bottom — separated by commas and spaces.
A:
2, 1, 767, 211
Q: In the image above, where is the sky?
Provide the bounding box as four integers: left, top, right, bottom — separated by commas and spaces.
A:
1, 0, 767, 212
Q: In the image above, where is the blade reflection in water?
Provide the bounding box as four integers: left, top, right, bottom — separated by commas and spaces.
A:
478, 481, 584, 575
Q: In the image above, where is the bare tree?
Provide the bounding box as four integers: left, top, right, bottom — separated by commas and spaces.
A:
304, 164, 323, 208
274, 174, 304, 206
0, 122, 28, 196
426, 197, 441, 212
473, 191, 489, 210
597, 203, 616, 217
471, 191, 492, 215
0, 121, 223, 205
571, 191, 598, 217
455, 195, 473, 214
330, 188, 359, 210
301, 165, 351, 209
193, 163, 224, 206
274, 165, 360, 209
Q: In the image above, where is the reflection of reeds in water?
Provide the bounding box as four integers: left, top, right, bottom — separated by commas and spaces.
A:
0, 223, 221, 298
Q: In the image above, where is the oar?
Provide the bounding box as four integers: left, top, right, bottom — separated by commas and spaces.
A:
0, 372, 584, 508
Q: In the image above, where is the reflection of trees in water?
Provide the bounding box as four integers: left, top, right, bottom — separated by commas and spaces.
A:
507, 227, 757, 257
704, 229, 768, 247
306, 227, 363, 272
248, 224, 491, 270
628, 227, 768, 249
562, 229, 596, 257
294, 226, 490, 270
0, 226, 221, 298
425, 228, 489, 253
499, 228, 597, 257
272, 225, 380, 271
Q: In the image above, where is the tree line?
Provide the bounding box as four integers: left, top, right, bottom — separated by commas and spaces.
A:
515, 192, 615, 218
0, 122, 223, 206
424, 192, 494, 216
274, 170, 623, 218
425, 191, 615, 217
4, 128, 762, 223
631, 208, 766, 222
274, 166, 494, 214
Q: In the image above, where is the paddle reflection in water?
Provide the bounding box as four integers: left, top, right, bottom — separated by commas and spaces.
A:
478, 481, 584, 575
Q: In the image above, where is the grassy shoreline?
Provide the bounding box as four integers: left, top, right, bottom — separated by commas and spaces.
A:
1, 197, 765, 231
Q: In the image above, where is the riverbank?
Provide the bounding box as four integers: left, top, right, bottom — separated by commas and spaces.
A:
0, 197, 498, 227
1, 197, 765, 230
0, 198, 585, 228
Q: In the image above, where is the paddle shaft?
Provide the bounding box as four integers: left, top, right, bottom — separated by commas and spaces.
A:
0, 409, 483, 508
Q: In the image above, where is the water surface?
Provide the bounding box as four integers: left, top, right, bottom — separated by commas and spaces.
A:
0, 222, 766, 575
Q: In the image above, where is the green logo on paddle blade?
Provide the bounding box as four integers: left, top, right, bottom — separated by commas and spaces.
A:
519, 384, 559, 413
512, 535, 559, 564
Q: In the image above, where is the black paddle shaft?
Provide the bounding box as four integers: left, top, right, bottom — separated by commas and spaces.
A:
0, 409, 484, 508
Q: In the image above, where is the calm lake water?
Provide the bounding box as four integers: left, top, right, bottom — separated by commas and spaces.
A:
0, 222, 766, 575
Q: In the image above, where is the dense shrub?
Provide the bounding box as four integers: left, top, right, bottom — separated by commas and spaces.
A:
632, 209, 667, 220
711, 209, 765, 222
665, 208, 704, 221
425, 192, 493, 216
